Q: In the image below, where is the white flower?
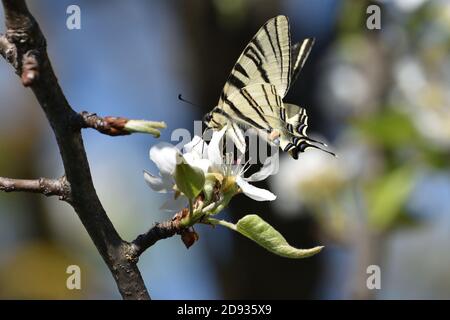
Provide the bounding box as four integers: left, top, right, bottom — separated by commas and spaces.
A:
144, 128, 277, 212
143, 139, 210, 211
202, 127, 277, 201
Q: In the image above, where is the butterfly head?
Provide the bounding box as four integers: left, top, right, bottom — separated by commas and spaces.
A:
203, 112, 213, 126
203, 107, 226, 130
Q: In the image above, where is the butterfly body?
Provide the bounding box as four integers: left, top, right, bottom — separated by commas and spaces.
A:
204, 15, 332, 159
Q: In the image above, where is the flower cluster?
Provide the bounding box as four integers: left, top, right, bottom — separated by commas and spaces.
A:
144, 128, 276, 212
144, 128, 323, 258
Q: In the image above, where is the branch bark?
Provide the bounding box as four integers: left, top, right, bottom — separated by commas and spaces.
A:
0, 176, 70, 200
0, 0, 150, 299
130, 209, 202, 260
131, 216, 183, 259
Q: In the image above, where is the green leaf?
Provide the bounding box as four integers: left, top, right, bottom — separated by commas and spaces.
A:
210, 215, 323, 259
174, 154, 205, 200
366, 166, 415, 231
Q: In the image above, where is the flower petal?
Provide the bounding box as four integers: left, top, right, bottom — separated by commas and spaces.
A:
149, 142, 180, 176
143, 170, 173, 193
183, 153, 211, 174
208, 127, 227, 165
236, 176, 276, 201
183, 135, 207, 157
246, 154, 279, 182
160, 195, 188, 212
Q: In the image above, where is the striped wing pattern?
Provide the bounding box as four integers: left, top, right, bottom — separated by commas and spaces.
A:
218, 15, 291, 106
208, 15, 332, 159
291, 38, 315, 84
221, 84, 283, 133
223, 84, 330, 159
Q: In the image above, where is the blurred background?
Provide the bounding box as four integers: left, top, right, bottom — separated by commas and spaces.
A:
0, 0, 449, 299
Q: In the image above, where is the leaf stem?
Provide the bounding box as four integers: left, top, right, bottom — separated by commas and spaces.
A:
205, 217, 237, 231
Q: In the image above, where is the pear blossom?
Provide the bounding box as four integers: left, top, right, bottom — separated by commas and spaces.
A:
144, 127, 277, 212
204, 127, 277, 202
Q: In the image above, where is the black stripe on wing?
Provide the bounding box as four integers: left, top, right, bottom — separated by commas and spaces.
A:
261, 85, 273, 112
264, 23, 278, 62
286, 137, 335, 160
219, 15, 291, 105
274, 16, 288, 94
241, 88, 271, 128
243, 46, 271, 83
227, 72, 247, 90
234, 63, 250, 78
291, 38, 315, 84
222, 97, 268, 132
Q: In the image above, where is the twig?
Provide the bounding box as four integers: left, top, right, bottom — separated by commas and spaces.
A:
130, 218, 182, 260
77, 111, 166, 137
0, 176, 70, 200
0, 0, 150, 300
130, 209, 202, 260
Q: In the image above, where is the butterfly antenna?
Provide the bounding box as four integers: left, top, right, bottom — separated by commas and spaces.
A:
178, 94, 203, 109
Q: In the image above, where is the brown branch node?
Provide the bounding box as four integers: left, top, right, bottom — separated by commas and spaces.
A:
1, 0, 45, 86
78, 112, 131, 136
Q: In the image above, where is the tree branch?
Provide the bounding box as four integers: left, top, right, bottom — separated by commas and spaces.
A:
130, 209, 202, 260
131, 216, 182, 259
0, 0, 150, 299
77, 111, 166, 137
0, 176, 70, 200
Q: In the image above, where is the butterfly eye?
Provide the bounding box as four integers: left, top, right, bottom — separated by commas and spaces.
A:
203, 113, 213, 123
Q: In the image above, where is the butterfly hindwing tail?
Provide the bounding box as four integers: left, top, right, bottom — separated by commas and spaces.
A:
280, 103, 335, 159
281, 134, 334, 160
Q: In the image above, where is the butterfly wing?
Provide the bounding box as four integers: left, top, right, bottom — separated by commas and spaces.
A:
290, 38, 315, 85
221, 84, 283, 134
218, 15, 292, 108
223, 83, 332, 159
208, 15, 327, 158
226, 122, 247, 154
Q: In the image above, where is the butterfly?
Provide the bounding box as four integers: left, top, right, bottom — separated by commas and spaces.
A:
203, 15, 333, 159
